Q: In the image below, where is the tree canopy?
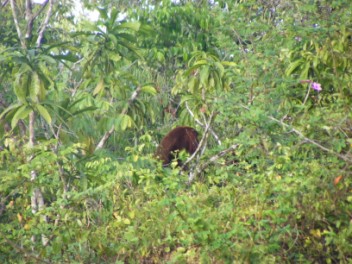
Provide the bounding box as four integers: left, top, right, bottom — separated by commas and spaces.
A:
1, 0, 351, 262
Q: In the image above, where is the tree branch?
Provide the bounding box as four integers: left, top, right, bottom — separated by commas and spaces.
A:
36, 0, 53, 48
268, 115, 352, 163
184, 111, 215, 182
1, 0, 9, 8
32, 0, 49, 21
185, 102, 222, 145
25, 0, 33, 40
240, 104, 352, 164
0, 230, 51, 264
95, 86, 142, 150
181, 113, 213, 170
200, 144, 239, 172
188, 144, 239, 184
10, 0, 26, 48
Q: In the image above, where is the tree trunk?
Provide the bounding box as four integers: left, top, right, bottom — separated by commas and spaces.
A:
29, 111, 49, 246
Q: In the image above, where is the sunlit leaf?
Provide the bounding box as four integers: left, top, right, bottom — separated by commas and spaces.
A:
36, 104, 52, 125
108, 33, 118, 46
14, 72, 30, 103
11, 105, 31, 128
285, 59, 304, 76
0, 102, 23, 120
141, 85, 157, 95
93, 79, 105, 96
200, 66, 209, 87
120, 22, 141, 31
188, 76, 197, 93
116, 114, 133, 130
214, 62, 225, 77
299, 62, 310, 80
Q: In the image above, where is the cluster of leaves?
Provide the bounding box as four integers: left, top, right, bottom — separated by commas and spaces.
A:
1, 0, 351, 263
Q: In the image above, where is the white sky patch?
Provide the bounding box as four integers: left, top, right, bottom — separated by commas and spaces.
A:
32, 0, 100, 21
72, 0, 100, 22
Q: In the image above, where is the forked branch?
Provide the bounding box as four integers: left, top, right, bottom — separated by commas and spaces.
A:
96, 86, 142, 150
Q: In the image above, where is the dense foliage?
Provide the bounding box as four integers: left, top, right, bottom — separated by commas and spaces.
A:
1, 0, 351, 263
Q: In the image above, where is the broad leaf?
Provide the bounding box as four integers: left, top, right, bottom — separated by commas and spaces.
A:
11, 105, 31, 128
93, 79, 105, 96
141, 85, 157, 95
36, 104, 52, 125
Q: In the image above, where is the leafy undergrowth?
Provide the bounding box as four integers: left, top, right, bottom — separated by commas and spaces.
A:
1, 0, 352, 263
1, 145, 351, 263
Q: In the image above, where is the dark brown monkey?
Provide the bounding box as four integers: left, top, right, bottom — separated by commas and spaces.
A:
155, 126, 199, 166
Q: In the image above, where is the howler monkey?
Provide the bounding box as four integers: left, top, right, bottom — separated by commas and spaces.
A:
155, 126, 199, 166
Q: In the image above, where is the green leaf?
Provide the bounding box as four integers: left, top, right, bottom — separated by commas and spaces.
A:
30, 72, 44, 102
222, 61, 237, 67
72, 106, 97, 116
141, 85, 157, 95
40, 55, 57, 64
0, 102, 23, 121
213, 72, 222, 91
108, 33, 118, 46
110, 53, 121, 62
93, 79, 105, 96
11, 105, 31, 128
110, 8, 119, 24
188, 76, 197, 93
200, 66, 209, 87
214, 62, 225, 78
119, 22, 141, 31
285, 59, 303, 76
14, 72, 30, 103
193, 59, 208, 66
36, 104, 52, 125
299, 62, 310, 80
118, 114, 133, 130
179, 95, 198, 104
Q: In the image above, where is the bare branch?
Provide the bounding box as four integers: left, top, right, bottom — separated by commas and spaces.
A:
1, 0, 9, 8
185, 102, 222, 145
10, 0, 26, 48
32, 0, 49, 21
25, 0, 33, 40
188, 144, 239, 184
28, 111, 35, 147
0, 230, 51, 264
268, 115, 352, 163
36, 0, 53, 48
183, 111, 217, 182
240, 104, 352, 164
182, 111, 215, 170
95, 86, 143, 150
199, 144, 239, 171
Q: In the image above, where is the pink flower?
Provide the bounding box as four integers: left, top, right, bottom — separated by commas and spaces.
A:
311, 82, 322, 91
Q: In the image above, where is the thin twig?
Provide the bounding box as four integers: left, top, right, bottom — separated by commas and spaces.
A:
10, 0, 26, 48
302, 84, 311, 105
268, 115, 352, 163
25, 0, 33, 40
185, 102, 221, 145
32, 0, 49, 21
95, 86, 142, 150
36, 0, 53, 48
182, 111, 214, 170
185, 112, 216, 182
188, 144, 239, 184
198, 144, 239, 172
1, 0, 9, 8
0, 230, 51, 264
240, 104, 351, 163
